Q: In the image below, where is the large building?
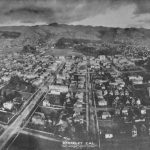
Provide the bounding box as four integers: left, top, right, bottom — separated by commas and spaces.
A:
49, 85, 68, 93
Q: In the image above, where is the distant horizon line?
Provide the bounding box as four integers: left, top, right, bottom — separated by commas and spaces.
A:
0, 22, 148, 30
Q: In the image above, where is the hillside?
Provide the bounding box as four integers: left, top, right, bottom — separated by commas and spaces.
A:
0, 24, 150, 53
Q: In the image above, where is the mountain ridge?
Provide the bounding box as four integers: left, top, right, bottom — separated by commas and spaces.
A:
0, 23, 150, 52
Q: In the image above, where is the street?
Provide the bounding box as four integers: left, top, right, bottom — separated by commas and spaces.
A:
0, 63, 65, 150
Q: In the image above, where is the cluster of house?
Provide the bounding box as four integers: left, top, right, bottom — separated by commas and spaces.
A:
69, 61, 86, 90
0, 51, 74, 126
0, 89, 25, 113
25, 56, 87, 140
111, 55, 140, 72
128, 75, 143, 85
124, 44, 150, 58
89, 55, 150, 140
0, 51, 60, 89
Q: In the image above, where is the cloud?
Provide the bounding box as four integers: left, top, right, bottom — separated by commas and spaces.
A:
0, 0, 111, 25
0, 0, 149, 26
132, 0, 150, 15
71, 5, 137, 28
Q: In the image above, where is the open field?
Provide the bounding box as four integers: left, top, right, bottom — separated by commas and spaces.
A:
47, 48, 82, 56
7, 133, 62, 150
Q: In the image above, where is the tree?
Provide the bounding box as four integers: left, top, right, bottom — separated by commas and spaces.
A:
9, 75, 21, 85
22, 45, 37, 54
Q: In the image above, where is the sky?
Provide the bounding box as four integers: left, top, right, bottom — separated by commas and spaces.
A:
71, 4, 150, 28
0, 0, 150, 28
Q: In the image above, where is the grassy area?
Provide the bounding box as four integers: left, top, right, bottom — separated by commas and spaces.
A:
47, 48, 82, 56
7, 133, 62, 150
0, 111, 14, 124
134, 88, 150, 105
20, 92, 32, 100
4, 83, 36, 93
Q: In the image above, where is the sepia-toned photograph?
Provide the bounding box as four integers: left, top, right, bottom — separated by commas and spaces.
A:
0, 0, 150, 150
